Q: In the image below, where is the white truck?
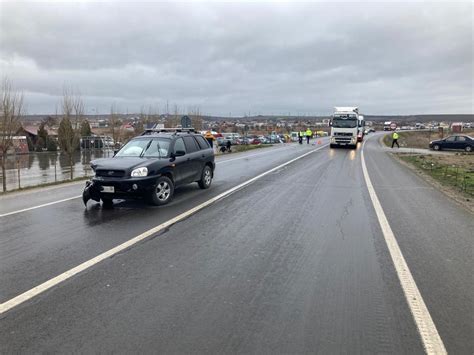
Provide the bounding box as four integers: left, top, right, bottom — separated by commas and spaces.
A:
330, 107, 365, 149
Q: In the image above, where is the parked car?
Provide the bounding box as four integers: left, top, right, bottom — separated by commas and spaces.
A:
82, 128, 215, 207
429, 135, 473, 152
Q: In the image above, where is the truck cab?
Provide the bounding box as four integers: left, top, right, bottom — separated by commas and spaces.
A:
330, 107, 363, 149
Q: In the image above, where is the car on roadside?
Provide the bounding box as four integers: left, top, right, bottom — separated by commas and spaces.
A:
82, 128, 215, 207
250, 138, 262, 145
429, 135, 473, 152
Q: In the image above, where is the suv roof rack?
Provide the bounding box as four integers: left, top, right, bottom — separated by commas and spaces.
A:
141, 127, 196, 136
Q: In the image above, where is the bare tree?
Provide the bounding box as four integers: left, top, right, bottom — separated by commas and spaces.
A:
172, 104, 180, 127
62, 86, 84, 130
109, 104, 122, 147
58, 87, 83, 180
190, 106, 203, 130
0, 78, 24, 192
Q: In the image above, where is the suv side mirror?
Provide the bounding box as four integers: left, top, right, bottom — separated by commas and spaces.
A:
113, 150, 119, 156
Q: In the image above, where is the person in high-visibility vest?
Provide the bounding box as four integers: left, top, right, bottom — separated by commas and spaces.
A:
298, 131, 303, 144
204, 131, 215, 148
391, 131, 399, 148
305, 128, 312, 144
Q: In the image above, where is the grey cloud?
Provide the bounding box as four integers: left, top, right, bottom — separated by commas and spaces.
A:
0, 2, 472, 115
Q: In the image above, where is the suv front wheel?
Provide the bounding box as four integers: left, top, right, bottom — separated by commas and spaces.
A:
149, 176, 174, 206
198, 165, 212, 189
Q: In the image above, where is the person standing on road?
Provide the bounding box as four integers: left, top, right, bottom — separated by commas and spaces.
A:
298, 132, 303, 144
205, 131, 215, 148
305, 128, 312, 144
391, 131, 400, 148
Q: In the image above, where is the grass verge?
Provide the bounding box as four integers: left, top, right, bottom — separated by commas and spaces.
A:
393, 152, 474, 213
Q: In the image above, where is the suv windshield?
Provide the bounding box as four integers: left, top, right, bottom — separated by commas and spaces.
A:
116, 138, 171, 158
332, 118, 358, 128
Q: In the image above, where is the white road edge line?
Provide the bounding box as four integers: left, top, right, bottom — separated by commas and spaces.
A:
0, 196, 82, 218
0, 143, 328, 315
361, 139, 446, 355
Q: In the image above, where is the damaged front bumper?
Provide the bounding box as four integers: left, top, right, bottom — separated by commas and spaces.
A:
82, 176, 158, 206
82, 180, 101, 206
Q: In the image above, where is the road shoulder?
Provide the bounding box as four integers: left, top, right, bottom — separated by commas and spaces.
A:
388, 152, 473, 214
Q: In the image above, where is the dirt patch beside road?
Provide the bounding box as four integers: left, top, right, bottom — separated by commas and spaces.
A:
383, 130, 439, 149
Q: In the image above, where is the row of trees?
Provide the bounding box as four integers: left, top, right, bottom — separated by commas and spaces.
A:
1, 79, 90, 190
1, 78, 206, 192
1, 78, 24, 192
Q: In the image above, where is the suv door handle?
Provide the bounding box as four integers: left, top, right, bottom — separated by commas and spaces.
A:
202, 154, 205, 158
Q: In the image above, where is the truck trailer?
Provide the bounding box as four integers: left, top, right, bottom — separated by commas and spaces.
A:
330, 107, 365, 149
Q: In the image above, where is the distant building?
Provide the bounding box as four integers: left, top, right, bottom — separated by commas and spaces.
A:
451, 122, 463, 133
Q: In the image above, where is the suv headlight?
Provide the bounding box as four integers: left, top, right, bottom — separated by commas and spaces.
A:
131, 167, 148, 177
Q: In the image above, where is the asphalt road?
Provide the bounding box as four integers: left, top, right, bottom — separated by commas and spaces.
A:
0, 136, 472, 354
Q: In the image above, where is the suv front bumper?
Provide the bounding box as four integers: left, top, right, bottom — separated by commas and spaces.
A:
83, 175, 158, 204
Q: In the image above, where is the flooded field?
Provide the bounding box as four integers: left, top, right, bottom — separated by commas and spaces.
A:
1, 150, 114, 191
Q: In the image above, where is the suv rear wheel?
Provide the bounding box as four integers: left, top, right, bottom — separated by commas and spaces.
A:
198, 165, 212, 189
149, 176, 174, 206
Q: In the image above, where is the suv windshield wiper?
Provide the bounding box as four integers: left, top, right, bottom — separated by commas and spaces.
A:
156, 140, 162, 159
139, 140, 153, 157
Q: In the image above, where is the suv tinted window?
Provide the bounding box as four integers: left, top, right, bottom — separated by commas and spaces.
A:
183, 136, 199, 153
195, 135, 210, 149
173, 138, 186, 153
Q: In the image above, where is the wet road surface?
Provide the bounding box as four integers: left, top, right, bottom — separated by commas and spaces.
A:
0, 136, 472, 353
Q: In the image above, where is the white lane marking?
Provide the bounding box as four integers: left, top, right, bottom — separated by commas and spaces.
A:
0, 196, 82, 218
0, 143, 319, 218
361, 139, 446, 354
0, 143, 328, 315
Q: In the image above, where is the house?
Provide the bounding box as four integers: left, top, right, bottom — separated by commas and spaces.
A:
451, 122, 463, 133
17, 126, 39, 145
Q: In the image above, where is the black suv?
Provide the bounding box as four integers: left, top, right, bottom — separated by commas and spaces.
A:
83, 128, 215, 207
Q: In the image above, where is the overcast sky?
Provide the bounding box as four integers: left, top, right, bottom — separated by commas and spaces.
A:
0, 1, 472, 116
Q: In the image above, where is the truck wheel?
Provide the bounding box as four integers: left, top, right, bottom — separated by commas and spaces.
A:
465, 146, 472, 152
198, 165, 213, 189
351, 144, 357, 149
149, 176, 174, 206
330, 144, 336, 148
433, 144, 441, 151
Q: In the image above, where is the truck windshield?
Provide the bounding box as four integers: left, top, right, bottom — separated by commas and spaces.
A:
116, 138, 170, 158
332, 118, 358, 128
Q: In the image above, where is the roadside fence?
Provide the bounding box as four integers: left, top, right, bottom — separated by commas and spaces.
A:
1, 150, 112, 192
